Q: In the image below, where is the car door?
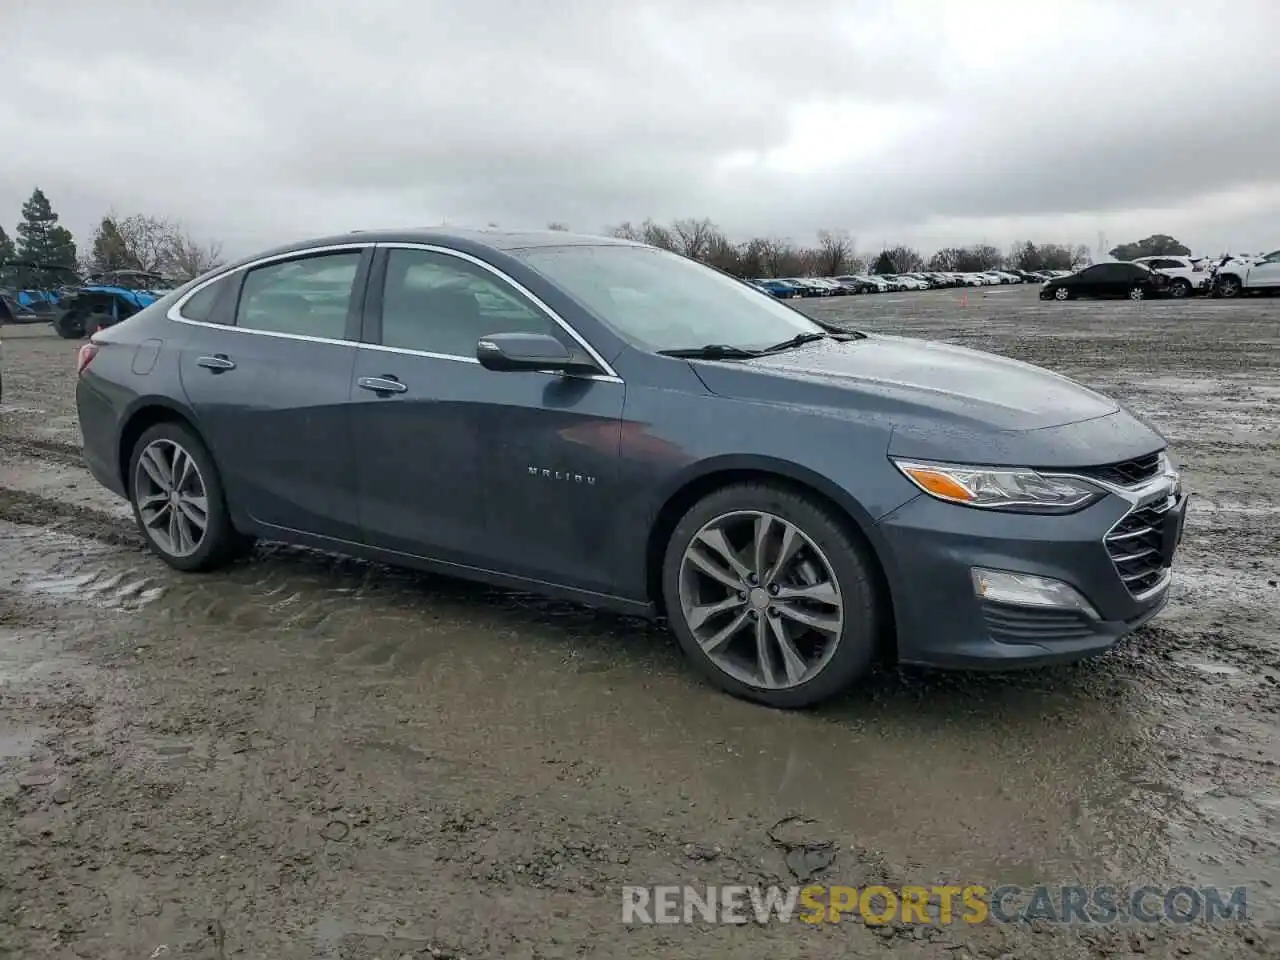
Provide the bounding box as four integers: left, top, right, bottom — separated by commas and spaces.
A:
1067, 265, 1104, 297
1247, 251, 1280, 288
350, 244, 625, 592
176, 245, 371, 541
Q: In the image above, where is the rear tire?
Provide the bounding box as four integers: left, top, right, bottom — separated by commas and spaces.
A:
661, 482, 884, 709
1169, 279, 1191, 298
128, 422, 240, 572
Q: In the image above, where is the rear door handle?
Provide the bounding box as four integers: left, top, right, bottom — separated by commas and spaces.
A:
357, 375, 408, 395
197, 354, 236, 372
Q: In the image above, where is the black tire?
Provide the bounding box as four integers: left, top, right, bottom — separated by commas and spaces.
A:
1216, 275, 1242, 298
1169, 279, 1191, 299
128, 421, 242, 572
53, 310, 86, 339
661, 482, 884, 709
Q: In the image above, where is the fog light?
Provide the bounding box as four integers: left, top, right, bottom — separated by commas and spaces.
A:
971, 568, 1099, 618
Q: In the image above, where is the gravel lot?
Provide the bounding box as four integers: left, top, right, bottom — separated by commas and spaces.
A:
1, 286, 1278, 959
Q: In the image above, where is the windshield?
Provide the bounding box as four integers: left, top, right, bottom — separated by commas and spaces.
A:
513, 244, 823, 352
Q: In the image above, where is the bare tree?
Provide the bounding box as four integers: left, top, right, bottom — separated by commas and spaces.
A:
670, 217, 719, 261
111, 213, 177, 273
815, 229, 853, 277
609, 221, 642, 241
165, 229, 225, 281
639, 218, 677, 251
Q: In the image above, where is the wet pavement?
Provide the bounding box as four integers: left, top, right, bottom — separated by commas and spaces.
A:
0, 289, 1278, 958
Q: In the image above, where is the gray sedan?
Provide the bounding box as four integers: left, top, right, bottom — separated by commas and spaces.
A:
74, 228, 1188, 708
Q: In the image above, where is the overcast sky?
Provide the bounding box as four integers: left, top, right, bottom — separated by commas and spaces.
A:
3, 0, 1277, 259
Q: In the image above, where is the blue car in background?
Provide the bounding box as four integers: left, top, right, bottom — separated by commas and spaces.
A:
753, 278, 803, 299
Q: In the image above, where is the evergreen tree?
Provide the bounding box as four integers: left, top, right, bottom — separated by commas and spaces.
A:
871, 250, 896, 274
90, 217, 129, 272
16, 188, 77, 267
0, 225, 14, 263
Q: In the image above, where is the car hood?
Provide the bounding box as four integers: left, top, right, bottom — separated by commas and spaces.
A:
690, 334, 1121, 433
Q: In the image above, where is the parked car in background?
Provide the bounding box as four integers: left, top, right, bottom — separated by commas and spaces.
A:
755, 278, 803, 299
1209, 250, 1280, 298
1130, 256, 1209, 298
74, 227, 1187, 709
1039, 261, 1170, 301
834, 275, 874, 294
782, 278, 829, 297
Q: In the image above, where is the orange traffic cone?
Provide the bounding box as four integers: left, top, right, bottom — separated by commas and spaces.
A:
960, 292, 968, 306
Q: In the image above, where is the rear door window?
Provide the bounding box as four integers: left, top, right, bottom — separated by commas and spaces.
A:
235, 252, 363, 340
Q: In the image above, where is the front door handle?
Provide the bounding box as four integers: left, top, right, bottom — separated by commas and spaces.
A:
197, 354, 236, 372
357, 375, 408, 395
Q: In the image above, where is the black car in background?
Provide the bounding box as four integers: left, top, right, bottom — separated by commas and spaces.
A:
1040, 262, 1170, 302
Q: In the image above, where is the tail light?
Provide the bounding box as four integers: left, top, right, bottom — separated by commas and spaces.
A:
1193, 263, 1204, 272
76, 340, 101, 376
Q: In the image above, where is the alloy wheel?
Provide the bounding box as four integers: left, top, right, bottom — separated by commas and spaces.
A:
1170, 281, 1189, 298
677, 510, 844, 690
1054, 287, 1070, 300
134, 439, 209, 557
1129, 287, 1145, 301
1219, 278, 1240, 298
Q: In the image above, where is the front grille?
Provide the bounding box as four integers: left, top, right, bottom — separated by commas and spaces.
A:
1105, 498, 1172, 595
982, 602, 1096, 644
1075, 451, 1163, 487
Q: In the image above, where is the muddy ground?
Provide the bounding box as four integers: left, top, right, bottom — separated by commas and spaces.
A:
0, 287, 1277, 959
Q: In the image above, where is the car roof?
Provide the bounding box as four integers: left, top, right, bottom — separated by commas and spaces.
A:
246, 227, 641, 262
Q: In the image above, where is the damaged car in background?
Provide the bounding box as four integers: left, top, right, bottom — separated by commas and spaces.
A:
74, 229, 1188, 708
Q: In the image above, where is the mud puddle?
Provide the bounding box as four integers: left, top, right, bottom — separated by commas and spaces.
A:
0, 518, 1276, 956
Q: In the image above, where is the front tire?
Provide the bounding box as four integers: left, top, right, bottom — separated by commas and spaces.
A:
1217, 275, 1242, 298
1054, 286, 1071, 301
128, 422, 241, 572
661, 483, 883, 708
53, 310, 86, 339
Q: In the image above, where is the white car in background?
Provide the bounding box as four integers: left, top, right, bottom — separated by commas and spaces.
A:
1131, 255, 1209, 298
1209, 250, 1280, 298
956, 273, 986, 286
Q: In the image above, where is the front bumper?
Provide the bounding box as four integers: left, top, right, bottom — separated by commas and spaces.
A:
875, 481, 1187, 668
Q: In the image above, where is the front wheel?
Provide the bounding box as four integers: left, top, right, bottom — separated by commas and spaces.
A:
662, 483, 884, 709
1217, 276, 1242, 298
128, 422, 243, 572
1054, 286, 1071, 301
52, 310, 86, 339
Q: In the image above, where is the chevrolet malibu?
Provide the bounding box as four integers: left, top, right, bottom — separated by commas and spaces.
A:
75, 229, 1188, 708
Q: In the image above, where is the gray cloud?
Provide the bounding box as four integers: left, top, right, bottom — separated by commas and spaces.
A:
2, 0, 1277, 258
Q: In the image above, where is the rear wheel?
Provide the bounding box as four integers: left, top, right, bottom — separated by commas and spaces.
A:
128, 422, 243, 572
662, 483, 883, 709
1169, 278, 1191, 298
1129, 286, 1146, 301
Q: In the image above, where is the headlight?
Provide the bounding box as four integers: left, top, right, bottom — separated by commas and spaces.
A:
891, 459, 1104, 513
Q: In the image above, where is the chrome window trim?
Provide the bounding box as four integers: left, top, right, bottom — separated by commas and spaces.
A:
166, 242, 375, 329
164, 239, 623, 384
374, 242, 621, 382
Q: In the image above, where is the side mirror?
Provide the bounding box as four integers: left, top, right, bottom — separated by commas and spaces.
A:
476, 332, 601, 375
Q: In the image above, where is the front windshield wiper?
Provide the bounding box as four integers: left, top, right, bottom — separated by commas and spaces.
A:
759, 331, 831, 354
657, 344, 763, 359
